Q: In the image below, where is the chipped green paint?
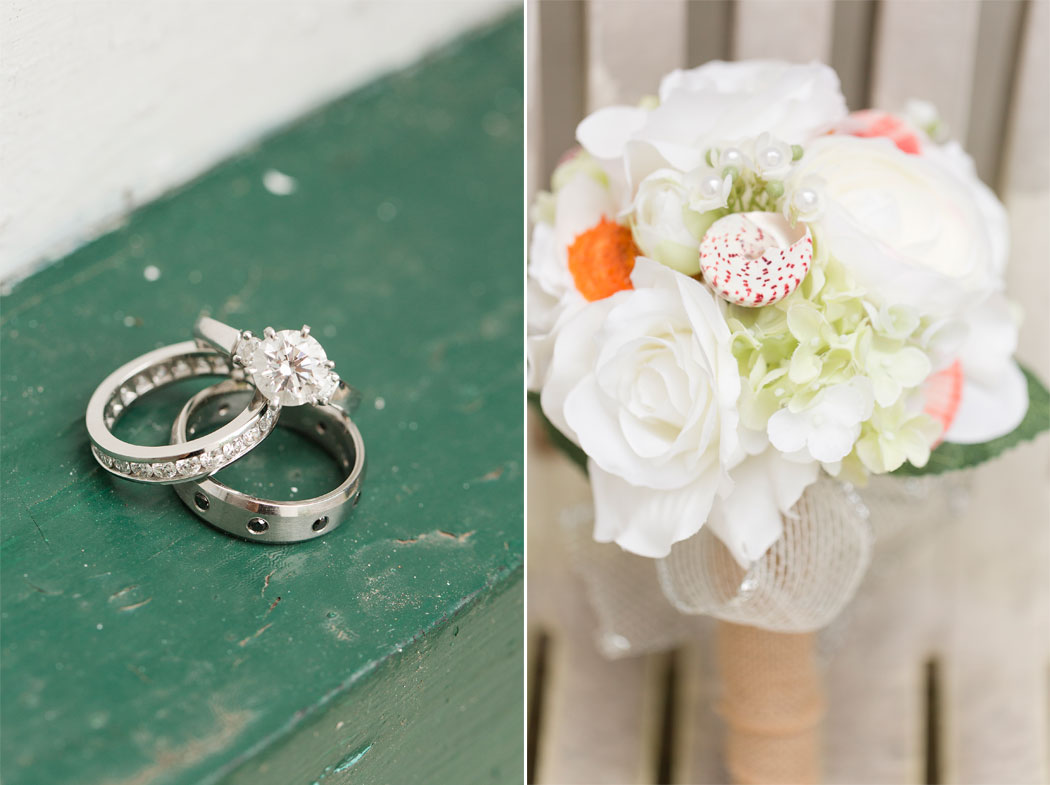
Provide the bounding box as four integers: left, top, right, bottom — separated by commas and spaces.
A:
0, 13, 523, 785
333, 743, 372, 773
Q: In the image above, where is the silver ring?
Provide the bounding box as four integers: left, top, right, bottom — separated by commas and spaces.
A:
194, 316, 356, 409
85, 341, 281, 484
170, 380, 365, 543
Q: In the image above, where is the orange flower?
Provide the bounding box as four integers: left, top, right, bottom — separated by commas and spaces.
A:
567, 217, 639, 301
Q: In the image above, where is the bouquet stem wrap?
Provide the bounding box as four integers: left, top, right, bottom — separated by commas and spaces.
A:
717, 622, 824, 785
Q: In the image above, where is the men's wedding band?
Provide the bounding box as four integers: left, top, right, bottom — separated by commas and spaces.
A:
170, 380, 365, 543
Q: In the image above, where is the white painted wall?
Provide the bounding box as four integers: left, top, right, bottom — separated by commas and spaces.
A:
0, 0, 515, 284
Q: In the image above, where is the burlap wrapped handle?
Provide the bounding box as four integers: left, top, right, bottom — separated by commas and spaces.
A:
716, 621, 826, 785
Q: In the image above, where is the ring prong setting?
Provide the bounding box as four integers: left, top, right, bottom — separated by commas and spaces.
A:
301, 325, 311, 337
264, 326, 277, 339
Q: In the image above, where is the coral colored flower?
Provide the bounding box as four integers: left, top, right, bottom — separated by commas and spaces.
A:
922, 360, 963, 442
567, 217, 640, 301
833, 110, 923, 154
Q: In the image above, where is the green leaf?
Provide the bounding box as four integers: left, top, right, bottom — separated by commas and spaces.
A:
527, 392, 589, 474
893, 363, 1050, 476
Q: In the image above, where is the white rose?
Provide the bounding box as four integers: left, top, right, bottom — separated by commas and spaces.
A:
628, 168, 729, 275
541, 258, 742, 557
788, 136, 1001, 315
577, 61, 847, 188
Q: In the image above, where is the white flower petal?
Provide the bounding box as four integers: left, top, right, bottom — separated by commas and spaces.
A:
590, 461, 720, 558
554, 172, 618, 252
945, 359, 1028, 444
807, 421, 860, 463
822, 379, 874, 425
576, 106, 648, 160
767, 408, 808, 453
712, 449, 819, 566
541, 297, 621, 441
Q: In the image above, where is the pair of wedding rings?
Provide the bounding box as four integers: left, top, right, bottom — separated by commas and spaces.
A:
85, 316, 365, 543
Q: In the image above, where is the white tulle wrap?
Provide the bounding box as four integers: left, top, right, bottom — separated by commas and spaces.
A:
561, 473, 968, 656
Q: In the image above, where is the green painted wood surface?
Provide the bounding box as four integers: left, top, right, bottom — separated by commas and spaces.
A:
0, 14, 524, 785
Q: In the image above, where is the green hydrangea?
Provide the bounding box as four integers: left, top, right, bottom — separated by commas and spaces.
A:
726, 237, 941, 479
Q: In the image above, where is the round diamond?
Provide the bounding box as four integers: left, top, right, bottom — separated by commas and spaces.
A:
152, 462, 176, 480
223, 440, 241, 459
201, 450, 222, 469
114, 460, 131, 474
234, 334, 259, 365
261, 407, 279, 429
317, 372, 340, 403
131, 463, 153, 478
176, 456, 201, 476
250, 330, 333, 406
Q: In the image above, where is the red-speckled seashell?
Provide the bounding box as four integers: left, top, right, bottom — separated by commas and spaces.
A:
699, 212, 813, 307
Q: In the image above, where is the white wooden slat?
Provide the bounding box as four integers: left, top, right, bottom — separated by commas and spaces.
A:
685, 0, 733, 66
1000, 0, 1050, 382
966, 0, 1026, 187
526, 413, 592, 627
870, 0, 982, 144
585, 0, 689, 111
942, 445, 1049, 784
537, 0, 587, 183
943, 5, 1050, 779
829, 0, 876, 111
535, 610, 666, 784
1001, 0, 1050, 198
528, 415, 667, 784
732, 0, 835, 63
823, 531, 941, 784
673, 634, 729, 785
527, 0, 544, 203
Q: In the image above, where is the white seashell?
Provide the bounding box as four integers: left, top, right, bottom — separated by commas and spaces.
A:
699, 212, 813, 307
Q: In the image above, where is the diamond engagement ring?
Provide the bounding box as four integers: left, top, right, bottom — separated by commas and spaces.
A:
194, 316, 343, 407
85, 341, 281, 484
171, 380, 365, 543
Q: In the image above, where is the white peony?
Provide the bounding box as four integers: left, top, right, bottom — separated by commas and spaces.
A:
786, 135, 1001, 316
577, 60, 848, 188
541, 258, 742, 557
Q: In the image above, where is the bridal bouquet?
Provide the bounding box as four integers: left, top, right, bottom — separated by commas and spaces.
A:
529, 60, 1048, 567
